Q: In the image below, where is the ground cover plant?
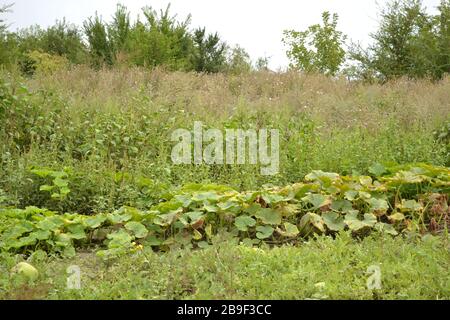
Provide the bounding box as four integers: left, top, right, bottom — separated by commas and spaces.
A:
0, 163, 449, 259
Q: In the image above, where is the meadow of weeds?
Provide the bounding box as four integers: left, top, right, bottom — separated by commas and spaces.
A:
1, 233, 449, 300
0, 67, 449, 300
1, 67, 449, 213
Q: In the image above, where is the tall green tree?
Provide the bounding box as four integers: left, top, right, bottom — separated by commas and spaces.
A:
227, 45, 252, 74
282, 12, 346, 75
368, 0, 430, 79
108, 4, 131, 57
40, 19, 87, 64
191, 27, 227, 73
255, 56, 270, 71
0, 3, 12, 33
83, 13, 113, 67
436, 0, 450, 77
132, 4, 193, 70
349, 0, 450, 80
0, 4, 19, 67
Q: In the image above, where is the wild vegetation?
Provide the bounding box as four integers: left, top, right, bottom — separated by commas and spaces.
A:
0, 66, 448, 299
0, 0, 449, 300
1, 0, 450, 79
0, 163, 449, 259
1, 234, 449, 300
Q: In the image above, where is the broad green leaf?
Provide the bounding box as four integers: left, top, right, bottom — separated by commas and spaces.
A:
52, 170, 68, 179
322, 212, 345, 231
30, 168, 53, 178
344, 190, 358, 201
305, 171, 339, 183
388, 211, 405, 222
217, 200, 239, 211
186, 211, 204, 224
276, 203, 300, 217
344, 212, 377, 231
299, 212, 325, 233
7, 221, 34, 238
177, 216, 188, 227
31, 229, 51, 241
192, 192, 220, 202
344, 212, 365, 231
203, 204, 218, 213
331, 199, 353, 213
62, 246, 76, 258
60, 187, 70, 196
13, 235, 37, 248
145, 236, 162, 247
394, 171, 426, 184
84, 215, 107, 229
107, 212, 132, 224
256, 226, 274, 239
261, 193, 285, 205
55, 233, 72, 247
125, 221, 148, 239
244, 203, 262, 215
66, 224, 86, 240
234, 215, 256, 232
293, 183, 320, 198
284, 222, 299, 236
277, 222, 299, 237
398, 199, 423, 212
303, 194, 331, 209
358, 191, 371, 200
369, 163, 386, 177
155, 201, 183, 214
363, 213, 377, 227
255, 208, 282, 225
241, 238, 255, 247
174, 194, 192, 207
366, 198, 389, 213
154, 211, 179, 226
37, 216, 64, 232
359, 176, 373, 186
106, 230, 133, 249
375, 222, 398, 236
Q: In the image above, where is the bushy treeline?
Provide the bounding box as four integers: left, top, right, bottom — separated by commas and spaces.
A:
283, 0, 450, 81
348, 0, 450, 81
0, 3, 258, 75
1, 0, 450, 81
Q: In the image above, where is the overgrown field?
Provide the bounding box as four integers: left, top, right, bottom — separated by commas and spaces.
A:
0, 68, 449, 299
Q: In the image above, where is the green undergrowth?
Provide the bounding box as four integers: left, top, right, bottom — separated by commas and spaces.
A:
1, 76, 449, 215
0, 233, 448, 300
0, 163, 448, 260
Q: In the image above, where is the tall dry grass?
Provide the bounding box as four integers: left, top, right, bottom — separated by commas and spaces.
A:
27, 66, 450, 130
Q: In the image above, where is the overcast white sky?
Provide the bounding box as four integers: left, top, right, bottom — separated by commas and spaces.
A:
1, 0, 443, 70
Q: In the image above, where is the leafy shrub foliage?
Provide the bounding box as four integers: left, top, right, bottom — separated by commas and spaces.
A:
1, 164, 448, 259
